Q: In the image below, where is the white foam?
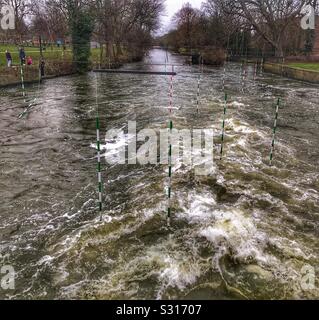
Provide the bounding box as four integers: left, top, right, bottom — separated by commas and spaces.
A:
176, 192, 217, 224
37, 255, 54, 266
198, 209, 275, 266
200, 227, 228, 243
158, 256, 200, 291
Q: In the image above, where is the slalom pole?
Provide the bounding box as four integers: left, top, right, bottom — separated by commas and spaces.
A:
220, 93, 228, 160
222, 66, 226, 92
241, 60, 246, 92
165, 48, 169, 70
196, 55, 202, 114
202, 56, 204, 74
167, 65, 174, 227
18, 59, 40, 119
20, 63, 26, 104
260, 57, 264, 76
95, 74, 103, 221
222, 36, 230, 93
196, 73, 200, 113
222, 53, 227, 92
244, 60, 248, 88
281, 57, 285, 77
254, 60, 258, 81
270, 98, 281, 166
18, 66, 40, 119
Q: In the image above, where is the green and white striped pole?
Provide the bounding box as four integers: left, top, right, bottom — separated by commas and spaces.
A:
281, 57, 285, 77
196, 73, 200, 113
240, 60, 244, 91
260, 57, 264, 76
18, 63, 32, 119
222, 54, 227, 92
220, 93, 228, 160
18, 63, 41, 119
167, 121, 173, 227
167, 66, 174, 227
96, 117, 103, 216
20, 64, 26, 104
95, 74, 103, 220
254, 61, 258, 81
241, 60, 247, 92
270, 98, 280, 166
196, 55, 202, 114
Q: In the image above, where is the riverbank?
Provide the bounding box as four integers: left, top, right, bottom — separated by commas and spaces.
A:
0, 43, 149, 87
264, 62, 319, 84
0, 61, 76, 87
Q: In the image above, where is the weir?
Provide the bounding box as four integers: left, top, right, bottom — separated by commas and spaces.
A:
93, 69, 177, 76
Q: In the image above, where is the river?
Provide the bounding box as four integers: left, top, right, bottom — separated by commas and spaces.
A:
0, 49, 318, 299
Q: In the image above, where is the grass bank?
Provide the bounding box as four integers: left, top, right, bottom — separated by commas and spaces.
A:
287, 62, 319, 72
0, 44, 139, 87
264, 62, 319, 83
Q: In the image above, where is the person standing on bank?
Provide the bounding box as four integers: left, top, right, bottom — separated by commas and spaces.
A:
19, 47, 26, 65
27, 56, 33, 66
5, 50, 12, 67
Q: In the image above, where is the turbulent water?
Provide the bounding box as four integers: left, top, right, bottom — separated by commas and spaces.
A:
0, 49, 318, 300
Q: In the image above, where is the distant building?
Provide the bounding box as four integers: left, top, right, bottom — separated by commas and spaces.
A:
313, 17, 319, 56
90, 41, 100, 49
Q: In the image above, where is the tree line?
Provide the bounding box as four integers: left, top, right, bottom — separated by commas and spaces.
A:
0, 0, 165, 72
160, 0, 319, 59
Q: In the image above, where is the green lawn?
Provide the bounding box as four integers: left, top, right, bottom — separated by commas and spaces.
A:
0, 45, 101, 66
288, 63, 319, 72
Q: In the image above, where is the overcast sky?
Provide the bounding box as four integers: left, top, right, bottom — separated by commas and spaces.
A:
160, 0, 204, 34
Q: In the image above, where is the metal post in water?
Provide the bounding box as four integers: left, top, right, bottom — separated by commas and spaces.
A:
220, 93, 228, 160
270, 98, 281, 166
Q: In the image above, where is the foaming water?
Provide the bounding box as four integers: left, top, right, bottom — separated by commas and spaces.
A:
0, 49, 318, 300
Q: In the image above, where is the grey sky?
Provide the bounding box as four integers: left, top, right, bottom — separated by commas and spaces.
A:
160, 0, 204, 34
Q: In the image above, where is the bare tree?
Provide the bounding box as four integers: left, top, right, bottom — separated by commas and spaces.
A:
1, 0, 32, 42
94, 0, 164, 63
30, 0, 68, 43
173, 3, 200, 49
216, 0, 308, 57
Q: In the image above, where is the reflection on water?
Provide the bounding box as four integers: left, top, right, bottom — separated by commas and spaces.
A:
0, 49, 318, 300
